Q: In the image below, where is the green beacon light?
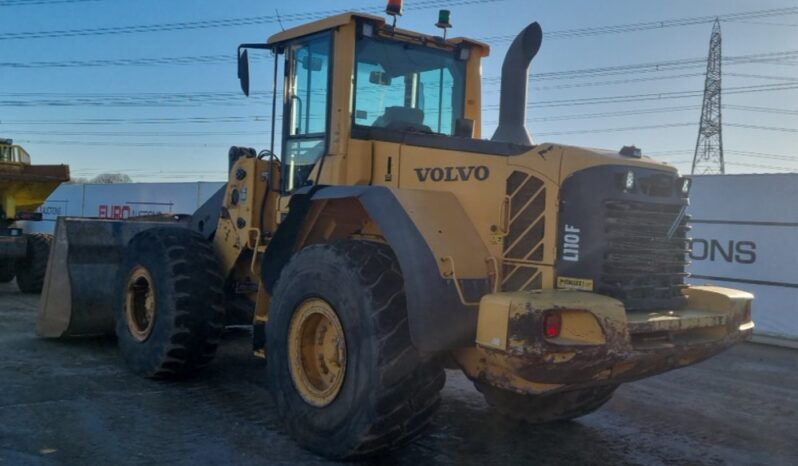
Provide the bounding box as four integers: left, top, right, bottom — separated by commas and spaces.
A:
436, 9, 452, 29
436, 9, 452, 39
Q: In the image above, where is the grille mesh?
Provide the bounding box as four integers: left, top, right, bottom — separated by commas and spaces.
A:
601, 199, 689, 310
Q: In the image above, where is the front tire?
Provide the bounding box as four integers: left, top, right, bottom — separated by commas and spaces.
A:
267, 240, 445, 460
15, 233, 52, 293
476, 382, 618, 423
115, 227, 225, 378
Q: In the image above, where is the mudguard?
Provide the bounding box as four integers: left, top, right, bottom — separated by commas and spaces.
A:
262, 185, 492, 352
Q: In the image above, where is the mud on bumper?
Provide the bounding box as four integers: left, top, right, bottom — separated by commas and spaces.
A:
459, 286, 754, 395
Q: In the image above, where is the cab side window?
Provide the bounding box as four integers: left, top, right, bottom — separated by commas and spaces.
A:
283, 33, 332, 191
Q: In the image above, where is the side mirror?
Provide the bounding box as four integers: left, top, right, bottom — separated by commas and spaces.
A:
369, 71, 392, 86
238, 49, 250, 96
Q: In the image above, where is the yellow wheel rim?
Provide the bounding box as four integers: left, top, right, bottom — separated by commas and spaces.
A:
125, 266, 156, 342
288, 298, 347, 407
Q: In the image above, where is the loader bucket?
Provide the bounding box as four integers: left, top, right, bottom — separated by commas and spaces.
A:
37, 216, 188, 338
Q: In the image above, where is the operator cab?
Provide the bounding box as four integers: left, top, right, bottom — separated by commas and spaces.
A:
0, 139, 31, 165
238, 12, 488, 192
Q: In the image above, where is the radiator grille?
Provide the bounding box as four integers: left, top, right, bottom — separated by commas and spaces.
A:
601, 199, 689, 310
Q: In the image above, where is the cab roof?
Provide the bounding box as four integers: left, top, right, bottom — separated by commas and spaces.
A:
266, 11, 490, 56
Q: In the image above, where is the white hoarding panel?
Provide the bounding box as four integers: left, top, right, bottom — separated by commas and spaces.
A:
687, 174, 798, 342
21, 182, 225, 233
21, 184, 84, 234
82, 182, 224, 219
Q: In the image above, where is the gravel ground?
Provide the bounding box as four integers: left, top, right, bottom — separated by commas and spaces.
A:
1, 280, 796, 466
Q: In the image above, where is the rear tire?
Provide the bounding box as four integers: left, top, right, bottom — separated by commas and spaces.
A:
476, 382, 618, 423
16, 233, 52, 293
0, 259, 15, 283
115, 227, 224, 378
267, 240, 445, 460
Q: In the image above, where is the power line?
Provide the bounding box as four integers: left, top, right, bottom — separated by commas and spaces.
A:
1, 103, 790, 126
727, 150, 798, 162
725, 122, 798, 133
1, 4, 796, 49
5, 46, 798, 76
12, 121, 798, 138
0, 0, 99, 6
726, 161, 797, 172
536, 122, 695, 137
483, 6, 798, 43
501, 82, 798, 109
515, 49, 798, 82
14, 139, 262, 148
0, 0, 500, 40
726, 72, 798, 82
0, 115, 268, 125
723, 105, 798, 116
0, 54, 236, 69
645, 148, 798, 164
3, 81, 796, 108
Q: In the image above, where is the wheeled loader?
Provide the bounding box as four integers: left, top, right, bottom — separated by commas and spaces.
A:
37, 6, 754, 460
0, 139, 69, 293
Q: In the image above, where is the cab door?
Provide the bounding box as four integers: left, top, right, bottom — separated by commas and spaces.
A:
282, 32, 333, 192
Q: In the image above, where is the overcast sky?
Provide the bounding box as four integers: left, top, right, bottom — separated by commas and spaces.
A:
1, 0, 797, 181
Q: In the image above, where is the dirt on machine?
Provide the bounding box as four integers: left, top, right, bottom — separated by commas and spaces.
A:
36, 4, 754, 461
0, 139, 70, 293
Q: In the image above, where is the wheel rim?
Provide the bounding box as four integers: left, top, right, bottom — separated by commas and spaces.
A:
288, 298, 347, 407
125, 266, 156, 342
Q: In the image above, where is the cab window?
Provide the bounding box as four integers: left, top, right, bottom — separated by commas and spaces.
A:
283, 33, 332, 191
353, 36, 466, 135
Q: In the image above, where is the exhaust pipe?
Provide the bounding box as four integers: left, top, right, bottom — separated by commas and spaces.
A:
491, 22, 543, 146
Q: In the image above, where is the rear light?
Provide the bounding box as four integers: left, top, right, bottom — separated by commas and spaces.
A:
543, 312, 562, 338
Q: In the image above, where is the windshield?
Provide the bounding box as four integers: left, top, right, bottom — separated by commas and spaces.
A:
353, 36, 466, 136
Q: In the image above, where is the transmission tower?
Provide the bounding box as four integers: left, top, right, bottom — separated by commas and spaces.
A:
692, 19, 724, 175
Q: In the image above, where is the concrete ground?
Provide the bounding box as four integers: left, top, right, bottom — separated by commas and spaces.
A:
1, 281, 796, 466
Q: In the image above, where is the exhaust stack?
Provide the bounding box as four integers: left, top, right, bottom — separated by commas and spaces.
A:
491, 22, 543, 146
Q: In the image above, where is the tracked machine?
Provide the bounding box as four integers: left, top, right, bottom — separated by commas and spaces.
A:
0, 139, 69, 293
37, 4, 754, 460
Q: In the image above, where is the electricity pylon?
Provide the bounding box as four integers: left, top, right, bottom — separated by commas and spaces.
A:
691, 19, 724, 175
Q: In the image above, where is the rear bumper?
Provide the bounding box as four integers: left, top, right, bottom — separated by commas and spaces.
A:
457, 286, 754, 395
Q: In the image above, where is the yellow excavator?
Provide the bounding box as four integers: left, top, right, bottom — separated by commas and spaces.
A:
37, 5, 754, 460
0, 139, 69, 292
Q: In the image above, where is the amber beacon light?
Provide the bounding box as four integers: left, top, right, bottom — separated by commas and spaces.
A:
386, 0, 403, 17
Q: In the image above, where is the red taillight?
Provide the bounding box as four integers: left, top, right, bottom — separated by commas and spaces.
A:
544, 312, 562, 338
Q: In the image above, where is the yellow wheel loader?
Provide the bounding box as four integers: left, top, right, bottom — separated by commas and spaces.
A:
37, 8, 754, 460
0, 139, 69, 293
